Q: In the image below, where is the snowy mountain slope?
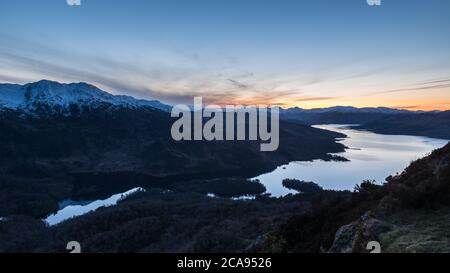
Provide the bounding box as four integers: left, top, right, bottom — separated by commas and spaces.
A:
0, 83, 24, 109
0, 80, 171, 112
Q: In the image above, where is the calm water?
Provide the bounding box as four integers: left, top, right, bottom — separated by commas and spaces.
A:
254, 125, 449, 197
40, 126, 448, 223
45, 187, 144, 226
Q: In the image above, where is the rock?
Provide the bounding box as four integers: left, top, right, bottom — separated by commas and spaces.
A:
328, 223, 357, 253
328, 211, 391, 253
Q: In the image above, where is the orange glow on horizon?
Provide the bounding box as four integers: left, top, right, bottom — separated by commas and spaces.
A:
197, 85, 450, 111
205, 99, 450, 111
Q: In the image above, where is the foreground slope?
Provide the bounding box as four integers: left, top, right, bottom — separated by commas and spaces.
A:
260, 142, 450, 253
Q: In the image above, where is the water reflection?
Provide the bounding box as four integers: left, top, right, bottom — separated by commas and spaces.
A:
254, 125, 449, 197
45, 187, 145, 226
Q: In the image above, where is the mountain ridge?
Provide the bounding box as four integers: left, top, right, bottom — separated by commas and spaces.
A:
0, 80, 172, 113
2, 80, 445, 115
281, 106, 419, 114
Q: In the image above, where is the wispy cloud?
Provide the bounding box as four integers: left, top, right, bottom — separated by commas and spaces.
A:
371, 80, 450, 95
1, 33, 449, 109
392, 102, 450, 111
417, 78, 450, 85
0, 35, 338, 106
227, 79, 250, 89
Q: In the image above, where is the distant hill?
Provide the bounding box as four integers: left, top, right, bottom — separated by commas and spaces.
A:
0, 99, 345, 219
354, 111, 450, 139
0, 107, 345, 179
281, 107, 450, 139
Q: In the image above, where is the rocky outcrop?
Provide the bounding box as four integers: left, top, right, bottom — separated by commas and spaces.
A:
328, 211, 391, 253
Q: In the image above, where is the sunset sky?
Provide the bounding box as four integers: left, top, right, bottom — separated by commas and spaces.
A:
0, 0, 450, 110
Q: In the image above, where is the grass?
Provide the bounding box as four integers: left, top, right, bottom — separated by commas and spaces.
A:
378, 207, 450, 253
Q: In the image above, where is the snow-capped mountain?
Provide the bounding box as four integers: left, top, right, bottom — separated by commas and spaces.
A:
0, 80, 171, 113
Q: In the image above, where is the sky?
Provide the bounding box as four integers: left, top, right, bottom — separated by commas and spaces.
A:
0, 0, 450, 110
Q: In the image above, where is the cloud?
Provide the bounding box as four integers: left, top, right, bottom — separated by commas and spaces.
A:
293, 96, 337, 102
372, 83, 450, 95
192, 87, 338, 107
370, 76, 450, 95
228, 79, 250, 89
5, 33, 447, 110
417, 78, 450, 85
0, 73, 32, 84
391, 102, 450, 111
0, 51, 170, 100
0, 42, 341, 107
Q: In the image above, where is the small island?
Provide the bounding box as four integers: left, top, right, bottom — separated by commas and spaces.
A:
282, 179, 323, 194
